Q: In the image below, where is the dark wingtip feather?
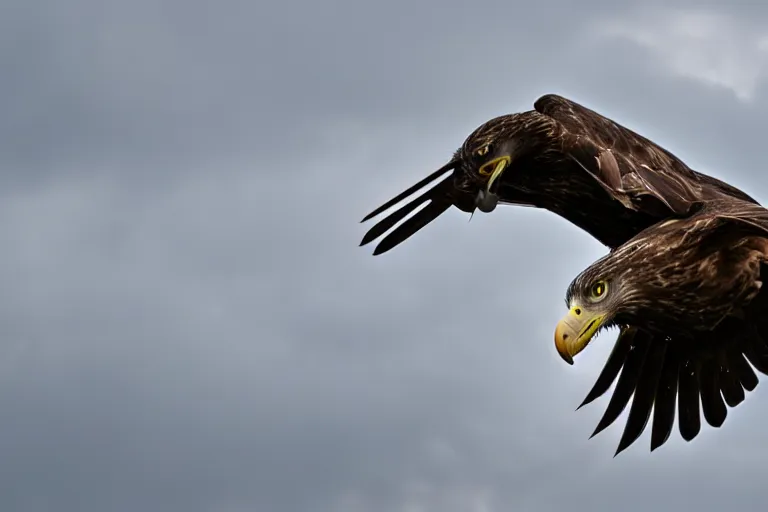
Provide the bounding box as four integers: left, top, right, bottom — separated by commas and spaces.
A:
615, 342, 667, 455
744, 328, 768, 375
649, 350, 680, 452
360, 160, 457, 223
359, 185, 437, 248
719, 364, 745, 408
677, 359, 701, 442
589, 410, 613, 439
699, 358, 727, 428
729, 350, 759, 392
578, 329, 635, 410
589, 332, 652, 439
359, 172, 458, 253
370, 200, 453, 255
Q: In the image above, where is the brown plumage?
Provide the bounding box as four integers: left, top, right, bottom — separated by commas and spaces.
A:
360, 94, 757, 254
557, 199, 768, 454
361, 93, 767, 455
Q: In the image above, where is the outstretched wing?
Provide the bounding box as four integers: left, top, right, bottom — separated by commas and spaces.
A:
535, 94, 759, 217
536, 95, 758, 204
579, 298, 768, 455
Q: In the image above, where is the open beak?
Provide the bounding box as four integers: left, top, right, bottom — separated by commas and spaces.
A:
554, 306, 606, 365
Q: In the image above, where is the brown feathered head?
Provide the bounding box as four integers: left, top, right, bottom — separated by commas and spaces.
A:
450, 112, 554, 212
554, 206, 768, 364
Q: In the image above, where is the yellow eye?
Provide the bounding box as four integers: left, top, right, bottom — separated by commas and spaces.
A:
590, 280, 607, 299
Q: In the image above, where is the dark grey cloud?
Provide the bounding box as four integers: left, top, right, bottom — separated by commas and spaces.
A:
2, 0, 768, 511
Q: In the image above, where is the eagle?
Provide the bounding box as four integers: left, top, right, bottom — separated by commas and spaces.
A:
555, 199, 768, 454
359, 94, 756, 254
359, 94, 766, 453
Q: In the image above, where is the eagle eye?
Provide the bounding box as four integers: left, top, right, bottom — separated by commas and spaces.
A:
590, 280, 608, 301
475, 144, 491, 157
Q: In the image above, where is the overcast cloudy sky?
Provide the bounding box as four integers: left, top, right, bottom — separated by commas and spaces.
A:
3, 0, 768, 511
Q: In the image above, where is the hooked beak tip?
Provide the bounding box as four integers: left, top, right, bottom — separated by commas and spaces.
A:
554, 319, 574, 365
554, 308, 606, 366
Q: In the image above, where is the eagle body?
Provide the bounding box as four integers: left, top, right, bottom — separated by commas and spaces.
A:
558, 199, 768, 453
359, 93, 768, 455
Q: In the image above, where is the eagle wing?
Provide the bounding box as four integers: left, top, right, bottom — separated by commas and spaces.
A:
360, 94, 757, 255
535, 94, 758, 216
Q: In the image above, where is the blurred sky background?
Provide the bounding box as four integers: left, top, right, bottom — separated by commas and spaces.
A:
2, 0, 768, 511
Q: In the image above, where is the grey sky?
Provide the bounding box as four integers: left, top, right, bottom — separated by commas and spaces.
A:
2, 0, 768, 511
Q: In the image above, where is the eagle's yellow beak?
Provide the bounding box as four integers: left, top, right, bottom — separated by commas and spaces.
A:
554, 305, 605, 365
479, 156, 511, 192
